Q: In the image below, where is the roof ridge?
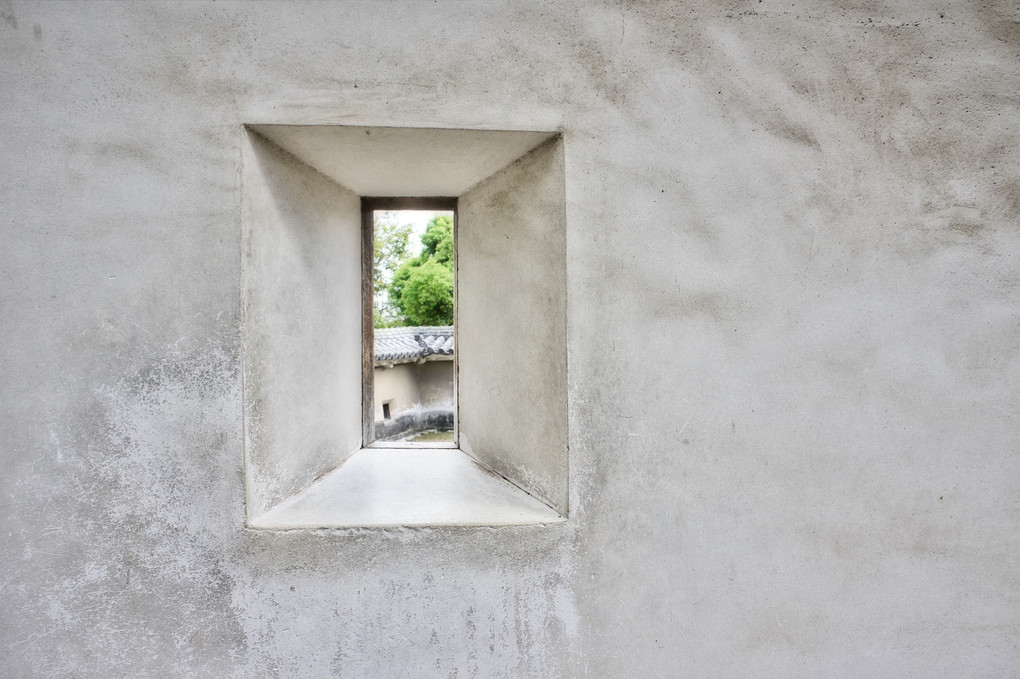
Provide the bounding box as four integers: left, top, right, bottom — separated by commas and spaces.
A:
374, 325, 454, 362
374, 324, 453, 337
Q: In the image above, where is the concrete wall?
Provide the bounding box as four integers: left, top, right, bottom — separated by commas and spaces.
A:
242, 129, 363, 519
460, 137, 569, 513
374, 363, 421, 421
373, 360, 454, 422
415, 361, 455, 410
2, 1, 1018, 677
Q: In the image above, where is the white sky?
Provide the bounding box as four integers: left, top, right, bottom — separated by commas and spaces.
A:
378, 210, 453, 255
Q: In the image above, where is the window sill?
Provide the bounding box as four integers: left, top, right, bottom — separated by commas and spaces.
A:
247, 448, 565, 529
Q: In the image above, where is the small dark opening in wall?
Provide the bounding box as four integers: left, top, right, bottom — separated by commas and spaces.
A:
382, 402, 391, 420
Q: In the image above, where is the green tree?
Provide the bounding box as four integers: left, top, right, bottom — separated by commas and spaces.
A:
373, 214, 413, 327
419, 215, 453, 265
395, 259, 453, 325
388, 214, 454, 326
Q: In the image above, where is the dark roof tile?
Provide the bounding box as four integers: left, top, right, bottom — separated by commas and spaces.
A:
374, 326, 454, 363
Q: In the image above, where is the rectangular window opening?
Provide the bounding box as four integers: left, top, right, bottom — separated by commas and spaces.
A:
243, 126, 567, 528
363, 198, 458, 449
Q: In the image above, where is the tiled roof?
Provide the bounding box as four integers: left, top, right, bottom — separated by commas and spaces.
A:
374, 326, 454, 363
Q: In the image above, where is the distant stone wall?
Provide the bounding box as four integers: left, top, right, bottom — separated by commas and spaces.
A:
415, 361, 454, 407
373, 360, 453, 422
374, 405, 454, 441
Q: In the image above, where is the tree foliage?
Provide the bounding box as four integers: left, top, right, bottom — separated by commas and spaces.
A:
393, 259, 453, 325
372, 215, 414, 327
420, 215, 453, 265
387, 214, 454, 326
374, 217, 412, 292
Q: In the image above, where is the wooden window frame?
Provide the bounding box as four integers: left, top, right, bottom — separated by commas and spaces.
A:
361, 196, 459, 446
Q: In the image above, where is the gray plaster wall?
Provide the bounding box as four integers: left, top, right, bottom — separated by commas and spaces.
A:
374, 363, 422, 422
415, 361, 455, 411
2, 1, 1018, 677
242, 129, 363, 520
373, 361, 454, 422
459, 137, 569, 514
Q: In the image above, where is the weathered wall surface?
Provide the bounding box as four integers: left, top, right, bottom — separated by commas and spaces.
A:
374, 364, 422, 420
242, 129, 363, 519
1, 1, 1017, 677
460, 136, 569, 514
415, 362, 455, 410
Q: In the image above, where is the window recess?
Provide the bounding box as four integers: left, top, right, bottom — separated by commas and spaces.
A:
241, 125, 567, 528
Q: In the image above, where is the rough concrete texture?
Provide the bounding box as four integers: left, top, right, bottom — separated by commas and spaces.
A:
1, 1, 1018, 677
460, 136, 569, 515
242, 129, 363, 520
